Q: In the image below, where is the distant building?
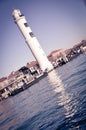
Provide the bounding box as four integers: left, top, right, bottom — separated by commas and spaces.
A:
26, 61, 41, 75
0, 77, 8, 89
26, 61, 39, 69
80, 46, 86, 52
73, 40, 86, 49
48, 49, 68, 62
47, 49, 68, 67
8, 71, 21, 83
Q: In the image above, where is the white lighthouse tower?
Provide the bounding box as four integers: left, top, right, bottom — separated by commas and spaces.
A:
12, 9, 53, 72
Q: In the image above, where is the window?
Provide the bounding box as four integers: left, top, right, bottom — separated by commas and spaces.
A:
24, 23, 29, 27
29, 32, 35, 38
20, 14, 24, 17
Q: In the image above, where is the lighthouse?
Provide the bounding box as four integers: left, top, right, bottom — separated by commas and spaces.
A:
12, 9, 53, 72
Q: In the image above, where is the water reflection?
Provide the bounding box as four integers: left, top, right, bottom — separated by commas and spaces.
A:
47, 70, 78, 119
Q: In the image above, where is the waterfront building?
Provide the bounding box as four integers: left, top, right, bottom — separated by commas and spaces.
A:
48, 49, 68, 66
26, 61, 41, 75
80, 46, 86, 53
0, 77, 8, 90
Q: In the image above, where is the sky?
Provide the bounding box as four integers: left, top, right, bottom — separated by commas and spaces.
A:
0, 0, 86, 78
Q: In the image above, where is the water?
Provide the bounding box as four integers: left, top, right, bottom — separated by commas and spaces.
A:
0, 54, 86, 130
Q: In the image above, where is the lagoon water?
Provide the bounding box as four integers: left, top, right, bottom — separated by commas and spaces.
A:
0, 54, 86, 130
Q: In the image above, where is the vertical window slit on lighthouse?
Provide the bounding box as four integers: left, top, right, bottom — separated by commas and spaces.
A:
24, 23, 29, 27
20, 14, 24, 17
29, 32, 35, 38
